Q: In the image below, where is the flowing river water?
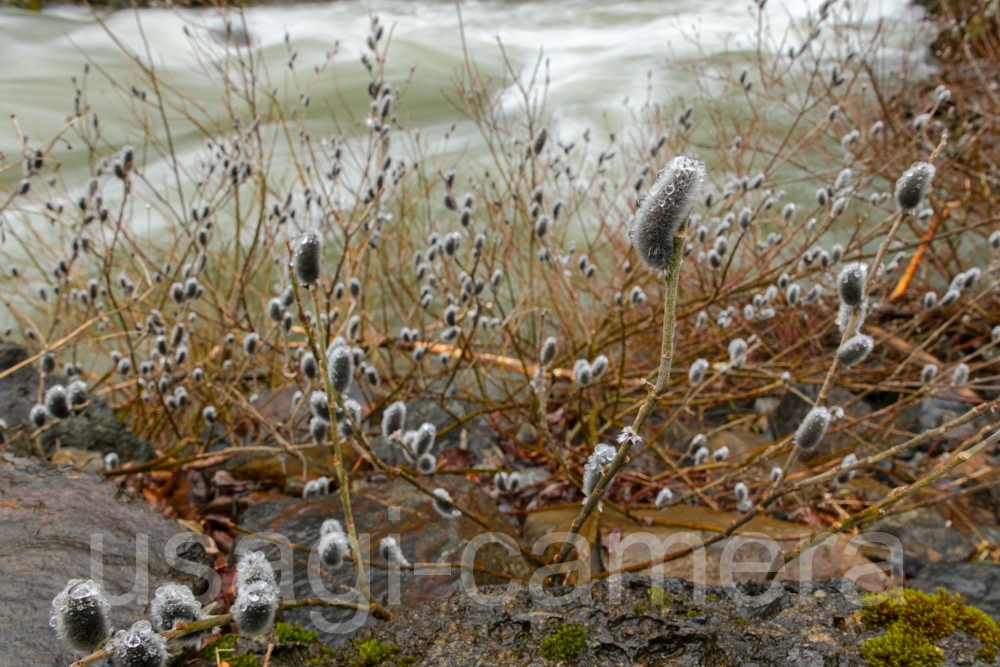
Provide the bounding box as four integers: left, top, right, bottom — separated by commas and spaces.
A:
0, 0, 925, 186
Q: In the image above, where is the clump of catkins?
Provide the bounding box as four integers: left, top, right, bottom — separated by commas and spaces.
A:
494, 471, 521, 494
794, 406, 831, 449
110, 620, 168, 667
50, 579, 111, 653
573, 359, 593, 387
150, 583, 206, 648
629, 156, 706, 271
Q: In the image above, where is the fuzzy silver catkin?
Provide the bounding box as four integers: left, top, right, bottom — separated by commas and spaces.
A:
151, 583, 205, 647
786, 283, 800, 305
494, 471, 521, 493
236, 550, 277, 589
629, 156, 706, 271
921, 363, 938, 384
293, 228, 323, 287
309, 390, 331, 421
696, 311, 708, 328
50, 579, 111, 653
952, 363, 970, 387
734, 482, 748, 503
837, 453, 858, 485
232, 580, 278, 637
300, 352, 318, 379
327, 344, 354, 393
432, 488, 462, 518
923, 291, 937, 309
574, 359, 593, 386
243, 333, 260, 356
382, 401, 406, 439
655, 487, 674, 507
380, 536, 411, 566
591, 354, 609, 379
45, 385, 71, 419
110, 620, 167, 667
318, 530, 349, 568
694, 446, 709, 466
738, 207, 752, 229
770, 467, 783, 483
836, 333, 875, 367
964, 267, 981, 289
714, 235, 728, 256
794, 406, 831, 449
582, 443, 617, 498
411, 422, 436, 457
894, 162, 936, 213
939, 289, 960, 307
268, 297, 283, 322
417, 453, 437, 475
836, 262, 868, 308
689, 358, 709, 384
713, 446, 730, 462
728, 338, 748, 368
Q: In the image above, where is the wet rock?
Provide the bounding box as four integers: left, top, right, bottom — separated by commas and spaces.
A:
900, 527, 974, 574
0, 341, 154, 463
910, 562, 1000, 619
866, 507, 947, 538
272, 576, 905, 666
863, 508, 972, 576
233, 475, 532, 646
599, 505, 884, 590
0, 452, 214, 667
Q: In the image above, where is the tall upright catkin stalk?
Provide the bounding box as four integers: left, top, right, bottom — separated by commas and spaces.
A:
553, 156, 704, 566
287, 238, 388, 620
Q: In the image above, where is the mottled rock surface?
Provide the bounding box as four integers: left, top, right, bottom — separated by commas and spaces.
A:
0, 453, 213, 667
0, 341, 154, 463
193, 576, 999, 666
911, 562, 1000, 619
233, 475, 532, 645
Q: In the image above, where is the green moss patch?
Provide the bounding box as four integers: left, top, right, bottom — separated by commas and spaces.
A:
199, 633, 239, 660
275, 622, 320, 643
860, 588, 1000, 667
350, 637, 400, 666
539, 622, 587, 662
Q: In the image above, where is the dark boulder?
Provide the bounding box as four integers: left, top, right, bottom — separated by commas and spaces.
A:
0, 453, 214, 667
0, 341, 154, 463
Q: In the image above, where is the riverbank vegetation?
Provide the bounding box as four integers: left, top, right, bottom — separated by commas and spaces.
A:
3, 0, 1000, 663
